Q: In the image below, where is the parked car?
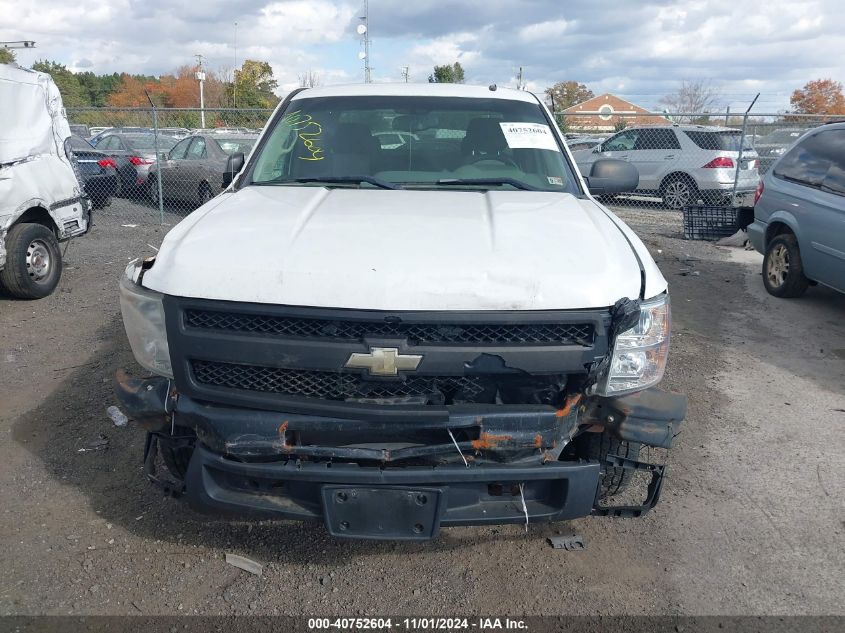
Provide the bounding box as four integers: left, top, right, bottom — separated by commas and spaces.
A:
88, 126, 111, 138
89, 126, 151, 146
148, 133, 258, 207
572, 125, 760, 209
68, 135, 119, 208
94, 132, 178, 195
747, 122, 845, 298
754, 128, 811, 174
159, 127, 191, 139
116, 83, 686, 540
191, 127, 252, 135
0, 64, 90, 299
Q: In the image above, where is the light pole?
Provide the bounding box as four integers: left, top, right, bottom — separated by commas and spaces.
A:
357, 1, 371, 83
195, 54, 206, 128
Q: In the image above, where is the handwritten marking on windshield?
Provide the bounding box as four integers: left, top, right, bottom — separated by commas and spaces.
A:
283, 111, 324, 161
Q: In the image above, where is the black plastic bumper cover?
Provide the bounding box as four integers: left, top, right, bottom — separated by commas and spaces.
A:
186, 444, 600, 540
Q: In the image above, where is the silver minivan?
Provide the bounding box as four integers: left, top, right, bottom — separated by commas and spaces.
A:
748, 122, 845, 298
572, 124, 759, 209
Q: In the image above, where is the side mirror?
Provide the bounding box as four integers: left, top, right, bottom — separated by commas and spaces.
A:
585, 158, 639, 195
593, 144, 603, 154
222, 152, 245, 188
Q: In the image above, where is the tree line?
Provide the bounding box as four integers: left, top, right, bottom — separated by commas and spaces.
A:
0, 49, 279, 114
2, 47, 842, 118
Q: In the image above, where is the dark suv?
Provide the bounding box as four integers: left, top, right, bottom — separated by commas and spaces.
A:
748, 122, 845, 297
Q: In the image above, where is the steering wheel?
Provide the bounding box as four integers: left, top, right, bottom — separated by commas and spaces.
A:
467, 155, 520, 169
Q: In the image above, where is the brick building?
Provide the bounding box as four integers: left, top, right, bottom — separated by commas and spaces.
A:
562, 93, 670, 132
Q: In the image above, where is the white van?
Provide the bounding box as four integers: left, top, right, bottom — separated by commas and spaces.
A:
0, 64, 90, 298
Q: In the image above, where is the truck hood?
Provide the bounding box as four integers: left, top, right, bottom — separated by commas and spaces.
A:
141, 186, 666, 310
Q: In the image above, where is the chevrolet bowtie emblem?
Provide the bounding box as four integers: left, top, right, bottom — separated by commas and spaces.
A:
344, 347, 423, 376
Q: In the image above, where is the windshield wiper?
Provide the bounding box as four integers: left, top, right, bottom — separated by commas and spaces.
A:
278, 176, 402, 190
434, 178, 540, 191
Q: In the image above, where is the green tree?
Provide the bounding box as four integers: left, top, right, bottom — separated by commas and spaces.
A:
0, 48, 16, 64
545, 81, 593, 111
76, 71, 124, 107
227, 60, 279, 108
31, 60, 88, 106
428, 62, 465, 84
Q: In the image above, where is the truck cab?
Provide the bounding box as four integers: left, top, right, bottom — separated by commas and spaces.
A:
117, 84, 686, 540
0, 64, 90, 299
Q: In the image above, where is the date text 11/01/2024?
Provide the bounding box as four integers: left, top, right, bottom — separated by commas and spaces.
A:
307, 617, 528, 630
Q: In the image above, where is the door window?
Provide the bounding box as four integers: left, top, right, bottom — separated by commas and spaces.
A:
773, 130, 845, 190
817, 130, 845, 196
169, 138, 192, 160
634, 128, 680, 150
186, 137, 207, 159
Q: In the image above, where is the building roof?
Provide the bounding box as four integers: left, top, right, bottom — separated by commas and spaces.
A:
560, 93, 670, 130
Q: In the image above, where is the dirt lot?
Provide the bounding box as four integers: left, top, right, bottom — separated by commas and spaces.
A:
1, 198, 843, 617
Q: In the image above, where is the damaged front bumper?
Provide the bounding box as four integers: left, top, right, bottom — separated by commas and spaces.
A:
116, 371, 687, 540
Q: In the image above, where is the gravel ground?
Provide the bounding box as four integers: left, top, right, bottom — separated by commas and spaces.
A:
1, 197, 843, 617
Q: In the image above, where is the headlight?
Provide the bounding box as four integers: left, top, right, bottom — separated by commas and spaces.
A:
597, 294, 670, 396
772, 147, 786, 155
119, 264, 172, 378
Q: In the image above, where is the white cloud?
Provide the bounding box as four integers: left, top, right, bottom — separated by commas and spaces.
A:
408, 32, 481, 70
1, 0, 843, 113
518, 19, 570, 41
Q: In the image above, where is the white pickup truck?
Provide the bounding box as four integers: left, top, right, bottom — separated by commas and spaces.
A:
0, 64, 90, 298
116, 84, 686, 540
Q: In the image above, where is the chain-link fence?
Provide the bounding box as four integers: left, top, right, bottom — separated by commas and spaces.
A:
65, 106, 841, 226
554, 110, 842, 214
66, 107, 273, 223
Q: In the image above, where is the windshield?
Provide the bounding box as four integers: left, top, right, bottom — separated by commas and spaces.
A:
248, 95, 580, 193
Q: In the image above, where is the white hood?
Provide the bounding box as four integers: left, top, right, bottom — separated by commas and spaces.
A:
142, 186, 666, 311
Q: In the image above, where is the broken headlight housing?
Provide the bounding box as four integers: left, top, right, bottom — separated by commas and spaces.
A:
597, 294, 670, 396
119, 263, 172, 378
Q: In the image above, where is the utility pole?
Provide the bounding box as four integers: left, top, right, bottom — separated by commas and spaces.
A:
401, 66, 409, 83
195, 54, 206, 128
357, 1, 371, 83
516, 66, 525, 90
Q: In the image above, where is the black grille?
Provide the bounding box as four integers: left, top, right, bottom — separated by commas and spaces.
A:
192, 360, 487, 401
185, 309, 593, 345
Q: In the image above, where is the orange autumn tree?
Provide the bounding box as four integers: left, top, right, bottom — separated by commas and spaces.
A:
790, 79, 845, 115
106, 74, 160, 107
108, 67, 228, 109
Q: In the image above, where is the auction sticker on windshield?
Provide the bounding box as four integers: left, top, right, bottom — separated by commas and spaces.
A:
499, 122, 559, 151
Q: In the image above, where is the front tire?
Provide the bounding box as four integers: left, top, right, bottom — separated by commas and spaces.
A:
149, 178, 162, 206
661, 175, 699, 210
197, 182, 213, 207
0, 223, 63, 299
763, 234, 809, 298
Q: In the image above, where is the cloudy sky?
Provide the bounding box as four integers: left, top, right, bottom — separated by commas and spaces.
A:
2, 0, 843, 111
